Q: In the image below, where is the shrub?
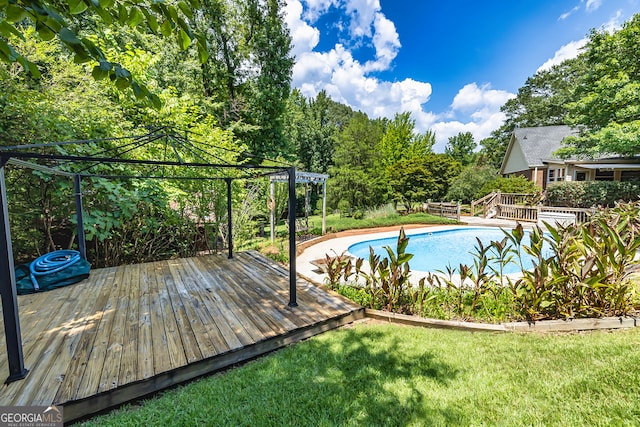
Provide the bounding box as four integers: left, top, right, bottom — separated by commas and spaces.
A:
477, 175, 540, 199
546, 181, 640, 208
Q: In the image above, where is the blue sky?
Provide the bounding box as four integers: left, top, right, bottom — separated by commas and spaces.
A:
284, 0, 640, 151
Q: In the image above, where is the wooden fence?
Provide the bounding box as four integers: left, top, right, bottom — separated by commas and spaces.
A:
425, 201, 461, 221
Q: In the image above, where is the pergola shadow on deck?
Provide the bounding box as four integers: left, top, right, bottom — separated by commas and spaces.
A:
0, 251, 363, 423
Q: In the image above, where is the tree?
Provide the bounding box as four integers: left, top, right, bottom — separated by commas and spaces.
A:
560, 14, 640, 158
485, 58, 583, 167
283, 89, 356, 174
1, 0, 205, 106
387, 158, 436, 211
445, 165, 498, 203
444, 132, 477, 166
378, 112, 433, 170
197, 0, 293, 159
421, 154, 462, 201
329, 113, 386, 209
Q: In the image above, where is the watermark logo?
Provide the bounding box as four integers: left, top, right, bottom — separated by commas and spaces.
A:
0, 405, 63, 427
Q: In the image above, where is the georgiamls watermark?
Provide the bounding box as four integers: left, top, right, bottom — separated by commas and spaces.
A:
0, 406, 63, 427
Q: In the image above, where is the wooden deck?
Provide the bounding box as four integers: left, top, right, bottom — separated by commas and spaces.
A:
0, 251, 363, 423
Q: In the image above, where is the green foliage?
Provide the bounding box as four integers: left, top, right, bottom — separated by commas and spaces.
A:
0, 0, 206, 106
445, 164, 498, 202
322, 250, 359, 291
545, 181, 640, 208
197, 0, 293, 159
328, 113, 387, 209
477, 175, 540, 198
331, 203, 640, 322
387, 158, 436, 211
444, 131, 477, 166
352, 228, 422, 313
285, 89, 353, 173
561, 14, 640, 157
510, 204, 640, 320
2, 1, 295, 268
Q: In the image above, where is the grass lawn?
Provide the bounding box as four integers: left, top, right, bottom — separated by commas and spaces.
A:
315, 212, 457, 233
77, 323, 640, 426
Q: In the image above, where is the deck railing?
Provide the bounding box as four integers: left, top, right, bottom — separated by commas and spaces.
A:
495, 204, 595, 223
470, 192, 596, 224
425, 201, 461, 221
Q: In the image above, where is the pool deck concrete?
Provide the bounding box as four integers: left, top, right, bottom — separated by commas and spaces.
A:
297, 215, 534, 284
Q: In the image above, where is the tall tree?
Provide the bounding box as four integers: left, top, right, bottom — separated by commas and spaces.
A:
329, 113, 386, 209
483, 58, 583, 167
560, 14, 640, 158
198, 0, 293, 159
445, 131, 477, 166
378, 112, 433, 170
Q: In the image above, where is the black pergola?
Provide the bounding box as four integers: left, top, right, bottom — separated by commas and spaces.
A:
0, 128, 299, 383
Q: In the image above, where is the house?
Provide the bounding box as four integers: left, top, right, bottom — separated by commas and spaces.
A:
499, 125, 640, 189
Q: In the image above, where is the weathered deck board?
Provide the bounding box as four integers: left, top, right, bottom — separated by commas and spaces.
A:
0, 251, 364, 423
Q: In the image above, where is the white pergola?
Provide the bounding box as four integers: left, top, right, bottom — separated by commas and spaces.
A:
269, 171, 329, 241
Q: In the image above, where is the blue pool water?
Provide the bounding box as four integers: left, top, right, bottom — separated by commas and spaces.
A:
348, 227, 546, 275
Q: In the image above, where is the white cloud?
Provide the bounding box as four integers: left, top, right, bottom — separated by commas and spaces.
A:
285, 1, 514, 152
302, 0, 339, 21
284, 1, 320, 58
559, 6, 579, 20
451, 83, 514, 112
536, 39, 587, 72
428, 84, 515, 151
365, 12, 401, 71
585, 0, 603, 13
344, 0, 380, 38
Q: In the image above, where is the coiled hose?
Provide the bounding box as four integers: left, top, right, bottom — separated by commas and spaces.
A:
29, 250, 82, 291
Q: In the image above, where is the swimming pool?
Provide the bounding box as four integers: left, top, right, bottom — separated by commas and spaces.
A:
347, 227, 546, 275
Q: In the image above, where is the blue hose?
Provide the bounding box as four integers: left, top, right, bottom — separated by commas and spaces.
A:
29, 250, 82, 291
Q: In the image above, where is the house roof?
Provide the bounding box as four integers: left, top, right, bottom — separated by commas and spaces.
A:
513, 125, 577, 167
499, 125, 576, 175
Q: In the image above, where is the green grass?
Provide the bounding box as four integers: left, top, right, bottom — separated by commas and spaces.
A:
77, 323, 640, 426
268, 212, 456, 236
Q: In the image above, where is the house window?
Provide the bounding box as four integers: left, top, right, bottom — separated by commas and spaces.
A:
557, 168, 565, 181
621, 170, 640, 181
548, 169, 555, 182
595, 169, 614, 181
575, 172, 587, 181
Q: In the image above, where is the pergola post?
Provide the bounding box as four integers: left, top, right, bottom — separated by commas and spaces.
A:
269, 180, 275, 243
0, 160, 28, 383
226, 178, 233, 259
322, 180, 327, 235
287, 166, 297, 307
74, 174, 87, 260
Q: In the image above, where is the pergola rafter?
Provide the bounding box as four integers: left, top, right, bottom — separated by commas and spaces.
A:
0, 127, 301, 383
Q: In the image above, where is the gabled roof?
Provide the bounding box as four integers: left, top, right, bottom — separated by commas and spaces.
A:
514, 125, 576, 167
500, 125, 576, 174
